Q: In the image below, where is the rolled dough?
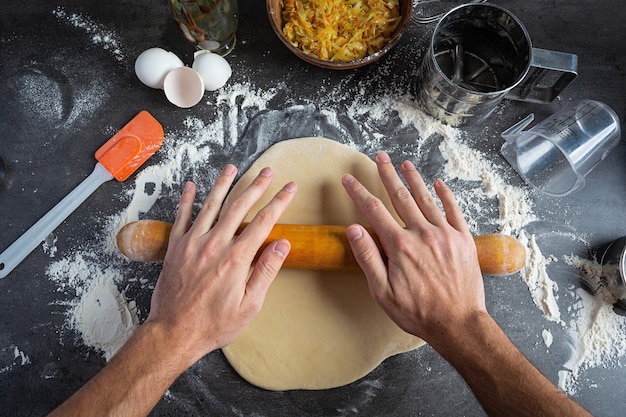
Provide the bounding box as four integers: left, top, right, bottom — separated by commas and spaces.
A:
222, 137, 425, 390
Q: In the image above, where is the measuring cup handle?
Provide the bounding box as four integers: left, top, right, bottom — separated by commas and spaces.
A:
505, 48, 578, 103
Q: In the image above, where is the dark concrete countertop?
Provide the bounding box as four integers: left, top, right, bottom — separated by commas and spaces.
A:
0, 0, 625, 415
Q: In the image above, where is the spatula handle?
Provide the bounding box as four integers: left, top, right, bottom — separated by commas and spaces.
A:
0, 163, 113, 279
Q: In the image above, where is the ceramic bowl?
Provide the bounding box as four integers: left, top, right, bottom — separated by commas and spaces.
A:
266, 0, 413, 69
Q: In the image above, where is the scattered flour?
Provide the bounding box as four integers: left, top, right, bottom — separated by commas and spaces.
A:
518, 232, 562, 324
42, 234, 58, 258
42, 81, 626, 395
0, 345, 31, 374
6, 63, 110, 138
23, 9, 623, 399
45, 83, 277, 360
542, 329, 553, 349
53, 7, 125, 62
215, 83, 277, 146
481, 171, 536, 234
47, 252, 139, 361
71, 275, 139, 361
557, 255, 626, 394
340, 91, 626, 396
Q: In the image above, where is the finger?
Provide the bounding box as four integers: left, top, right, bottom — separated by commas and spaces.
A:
169, 181, 196, 243
238, 181, 298, 252
345, 224, 390, 301
374, 152, 424, 228
400, 160, 447, 227
242, 239, 291, 315
216, 167, 275, 237
434, 179, 470, 233
193, 164, 238, 233
342, 173, 403, 236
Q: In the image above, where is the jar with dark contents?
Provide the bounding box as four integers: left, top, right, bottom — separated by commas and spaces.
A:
169, 0, 238, 56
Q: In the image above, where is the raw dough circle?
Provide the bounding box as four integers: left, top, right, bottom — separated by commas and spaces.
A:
222, 138, 425, 390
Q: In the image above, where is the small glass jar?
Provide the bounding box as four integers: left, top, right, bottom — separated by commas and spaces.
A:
169, 0, 238, 56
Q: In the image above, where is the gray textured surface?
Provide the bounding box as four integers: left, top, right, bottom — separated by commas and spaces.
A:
0, 1, 625, 415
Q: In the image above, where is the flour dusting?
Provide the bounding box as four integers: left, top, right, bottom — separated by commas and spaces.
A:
53, 7, 125, 62
557, 255, 626, 393
72, 275, 139, 361
47, 252, 140, 360
0, 345, 31, 374
43, 234, 58, 258
40, 80, 626, 394
518, 232, 562, 324
22, 8, 623, 397
542, 329, 553, 349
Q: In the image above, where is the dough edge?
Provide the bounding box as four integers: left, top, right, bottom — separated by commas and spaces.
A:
222, 137, 425, 391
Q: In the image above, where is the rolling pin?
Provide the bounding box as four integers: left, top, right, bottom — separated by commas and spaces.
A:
117, 219, 526, 276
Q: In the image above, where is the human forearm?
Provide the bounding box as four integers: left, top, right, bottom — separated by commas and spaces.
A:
48, 321, 193, 417
431, 312, 592, 417
343, 154, 591, 417
48, 168, 295, 416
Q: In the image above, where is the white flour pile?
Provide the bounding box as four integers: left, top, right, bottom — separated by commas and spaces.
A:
23, 7, 623, 400
558, 254, 626, 393
47, 252, 139, 361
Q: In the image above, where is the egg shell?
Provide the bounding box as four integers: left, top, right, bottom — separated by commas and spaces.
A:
163, 67, 205, 108
192, 51, 232, 91
135, 48, 184, 89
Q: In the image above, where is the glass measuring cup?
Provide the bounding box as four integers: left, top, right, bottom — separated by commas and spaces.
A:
501, 100, 621, 197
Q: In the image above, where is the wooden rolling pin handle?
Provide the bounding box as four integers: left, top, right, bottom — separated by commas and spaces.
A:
116, 220, 526, 276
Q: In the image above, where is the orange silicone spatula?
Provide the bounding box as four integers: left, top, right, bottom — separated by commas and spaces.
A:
0, 110, 164, 279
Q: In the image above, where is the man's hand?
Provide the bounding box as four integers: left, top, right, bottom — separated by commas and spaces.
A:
342, 152, 591, 417
147, 164, 297, 367
341, 152, 485, 346
49, 165, 297, 417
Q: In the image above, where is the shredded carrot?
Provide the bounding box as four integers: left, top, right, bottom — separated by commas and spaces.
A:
282, 0, 401, 62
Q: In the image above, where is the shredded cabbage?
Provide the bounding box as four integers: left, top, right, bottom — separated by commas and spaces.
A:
281, 0, 401, 62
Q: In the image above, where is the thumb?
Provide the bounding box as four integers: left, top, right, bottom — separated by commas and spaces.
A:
346, 225, 389, 297
243, 239, 291, 312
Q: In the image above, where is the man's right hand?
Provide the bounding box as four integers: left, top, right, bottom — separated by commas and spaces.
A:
341, 152, 486, 347
342, 152, 592, 417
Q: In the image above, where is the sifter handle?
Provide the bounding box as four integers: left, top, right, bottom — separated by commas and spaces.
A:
505, 48, 578, 103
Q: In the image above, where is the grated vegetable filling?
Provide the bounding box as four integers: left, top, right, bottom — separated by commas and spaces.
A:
281, 0, 402, 62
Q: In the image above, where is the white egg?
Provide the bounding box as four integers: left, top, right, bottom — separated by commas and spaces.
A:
163, 67, 205, 108
192, 50, 232, 91
135, 47, 184, 89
